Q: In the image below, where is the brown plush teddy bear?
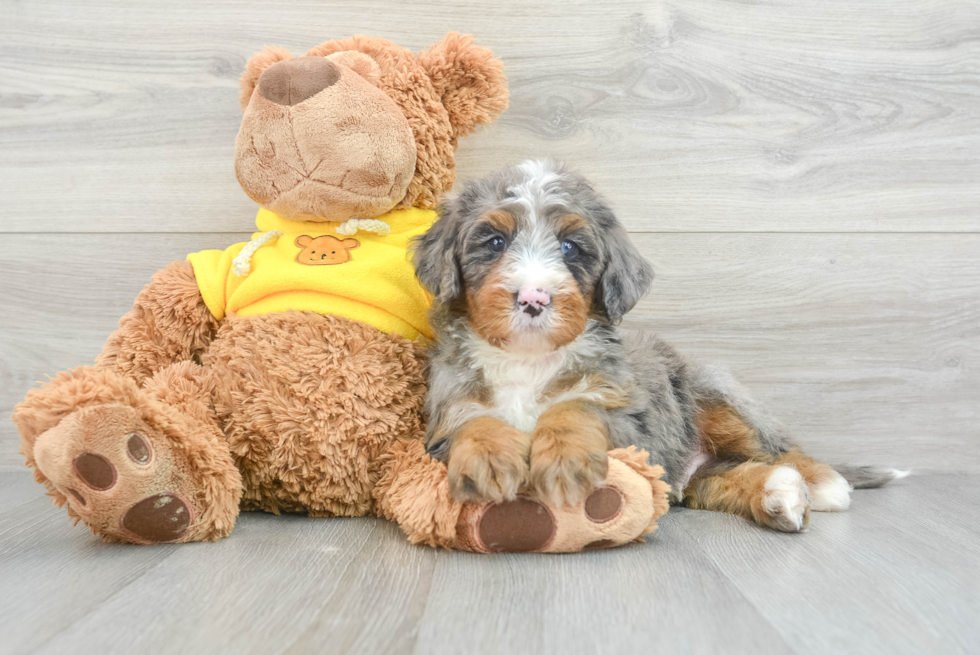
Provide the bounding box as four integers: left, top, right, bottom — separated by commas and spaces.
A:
13, 33, 669, 552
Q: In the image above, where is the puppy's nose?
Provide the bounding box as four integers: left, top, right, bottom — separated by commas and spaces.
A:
258, 57, 340, 106
517, 288, 551, 317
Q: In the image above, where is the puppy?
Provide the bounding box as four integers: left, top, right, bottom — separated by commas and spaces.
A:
413, 160, 904, 532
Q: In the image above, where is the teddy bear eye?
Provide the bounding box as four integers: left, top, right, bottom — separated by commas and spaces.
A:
311, 250, 316, 254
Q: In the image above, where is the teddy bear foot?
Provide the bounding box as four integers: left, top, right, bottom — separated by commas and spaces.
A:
455, 448, 671, 553
375, 439, 669, 553
32, 403, 207, 544
16, 365, 243, 544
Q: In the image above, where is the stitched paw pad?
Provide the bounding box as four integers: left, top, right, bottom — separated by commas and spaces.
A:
33, 404, 196, 544
477, 498, 556, 552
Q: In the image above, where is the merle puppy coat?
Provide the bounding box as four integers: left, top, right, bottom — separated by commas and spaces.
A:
413, 160, 902, 532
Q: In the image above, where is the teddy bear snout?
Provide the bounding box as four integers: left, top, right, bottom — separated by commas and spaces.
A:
342, 168, 402, 195
258, 57, 340, 106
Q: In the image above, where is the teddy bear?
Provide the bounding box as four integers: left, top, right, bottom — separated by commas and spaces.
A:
12, 33, 670, 552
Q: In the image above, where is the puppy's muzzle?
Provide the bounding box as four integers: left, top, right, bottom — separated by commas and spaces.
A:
517, 288, 551, 318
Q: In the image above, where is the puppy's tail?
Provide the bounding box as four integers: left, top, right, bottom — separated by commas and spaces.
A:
689, 365, 912, 490
834, 465, 910, 489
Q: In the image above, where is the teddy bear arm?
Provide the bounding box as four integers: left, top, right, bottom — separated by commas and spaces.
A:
96, 260, 219, 385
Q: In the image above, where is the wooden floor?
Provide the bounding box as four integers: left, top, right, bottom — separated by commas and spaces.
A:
2, 0, 979, 653
0, 470, 975, 655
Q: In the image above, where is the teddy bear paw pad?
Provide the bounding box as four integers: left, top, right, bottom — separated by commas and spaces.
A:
477, 497, 557, 553
73, 453, 117, 490
121, 494, 192, 543
32, 405, 198, 543
584, 487, 623, 523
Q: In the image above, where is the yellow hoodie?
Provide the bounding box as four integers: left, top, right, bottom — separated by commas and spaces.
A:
187, 207, 436, 340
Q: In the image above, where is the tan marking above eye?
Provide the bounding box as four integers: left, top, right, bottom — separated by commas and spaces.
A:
480, 210, 516, 235
557, 213, 588, 233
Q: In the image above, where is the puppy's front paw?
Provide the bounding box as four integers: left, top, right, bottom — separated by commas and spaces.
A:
529, 431, 609, 507
447, 419, 531, 503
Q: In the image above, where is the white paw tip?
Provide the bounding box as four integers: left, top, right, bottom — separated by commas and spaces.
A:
890, 469, 911, 480
763, 466, 809, 532
764, 465, 805, 492
809, 471, 852, 512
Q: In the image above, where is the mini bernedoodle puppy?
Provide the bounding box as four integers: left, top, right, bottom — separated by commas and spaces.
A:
413, 160, 904, 532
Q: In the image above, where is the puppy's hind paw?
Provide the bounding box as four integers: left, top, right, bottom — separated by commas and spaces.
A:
760, 466, 811, 532
808, 469, 853, 512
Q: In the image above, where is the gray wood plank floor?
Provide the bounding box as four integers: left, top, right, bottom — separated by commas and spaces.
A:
1, 471, 975, 655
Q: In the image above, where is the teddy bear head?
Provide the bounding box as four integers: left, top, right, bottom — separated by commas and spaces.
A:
235, 33, 508, 223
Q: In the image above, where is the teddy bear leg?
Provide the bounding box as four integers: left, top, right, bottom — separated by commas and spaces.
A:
373, 437, 464, 548
96, 260, 219, 385
375, 440, 671, 553
13, 363, 242, 544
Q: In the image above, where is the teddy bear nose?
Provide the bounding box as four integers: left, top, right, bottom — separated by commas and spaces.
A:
258, 57, 341, 106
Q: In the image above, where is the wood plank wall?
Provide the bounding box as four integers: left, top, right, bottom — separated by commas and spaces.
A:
2, 0, 978, 472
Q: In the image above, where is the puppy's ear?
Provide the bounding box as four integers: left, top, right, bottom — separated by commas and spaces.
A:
417, 32, 509, 139
592, 222, 654, 323
240, 46, 294, 111
413, 199, 464, 303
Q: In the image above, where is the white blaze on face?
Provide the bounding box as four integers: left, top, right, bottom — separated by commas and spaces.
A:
501, 222, 570, 293
497, 160, 578, 338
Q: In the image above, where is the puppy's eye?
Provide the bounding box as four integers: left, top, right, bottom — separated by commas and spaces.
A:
561, 240, 579, 258
486, 236, 507, 253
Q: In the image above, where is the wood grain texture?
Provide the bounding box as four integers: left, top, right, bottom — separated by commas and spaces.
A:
2, 1, 977, 653
668, 475, 980, 655
2, 232, 977, 472
1, 0, 979, 232
414, 514, 793, 655
0, 470, 976, 655
31, 517, 435, 655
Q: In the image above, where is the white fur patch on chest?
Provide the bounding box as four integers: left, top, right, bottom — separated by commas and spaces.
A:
467, 334, 596, 433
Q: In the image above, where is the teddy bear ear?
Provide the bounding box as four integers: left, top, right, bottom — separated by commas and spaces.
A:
239, 46, 294, 112
326, 51, 382, 86
417, 32, 509, 138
